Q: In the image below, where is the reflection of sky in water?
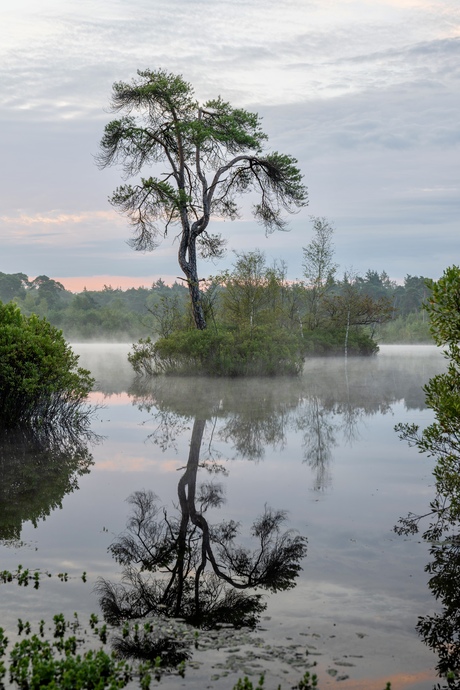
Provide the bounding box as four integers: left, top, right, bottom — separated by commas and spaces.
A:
0, 344, 446, 688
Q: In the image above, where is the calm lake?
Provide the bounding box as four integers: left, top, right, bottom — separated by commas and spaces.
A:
0, 344, 448, 689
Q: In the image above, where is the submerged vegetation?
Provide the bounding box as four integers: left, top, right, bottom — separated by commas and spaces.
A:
0, 302, 94, 429
0, 609, 394, 689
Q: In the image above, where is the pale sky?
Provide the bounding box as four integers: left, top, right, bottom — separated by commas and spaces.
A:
1, 0, 458, 290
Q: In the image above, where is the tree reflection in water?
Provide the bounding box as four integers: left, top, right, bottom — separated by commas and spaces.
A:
396, 493, 460, 687
128, 371, 389, 493
294, 394, 336, 490
96, 415, 307, 665
419, 536, 460, 685
125, 356, 433, 508
0, 426, 94, 542
98, 353, 442, 670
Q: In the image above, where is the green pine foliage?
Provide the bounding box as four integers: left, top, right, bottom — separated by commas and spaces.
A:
97, 69, 308, 330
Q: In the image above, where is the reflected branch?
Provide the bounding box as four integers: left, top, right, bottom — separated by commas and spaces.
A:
96, 416, 307, 661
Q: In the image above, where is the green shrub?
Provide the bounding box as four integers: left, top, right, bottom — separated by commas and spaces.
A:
301, 328, 378, 356
0, 302, 94, 429
128, 324, 379, 377
128, 337, 159, 376
376, 312, 431, 343
129, 327, 304, 377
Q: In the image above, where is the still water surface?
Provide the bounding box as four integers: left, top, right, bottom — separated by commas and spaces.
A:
0, 345, 448, 689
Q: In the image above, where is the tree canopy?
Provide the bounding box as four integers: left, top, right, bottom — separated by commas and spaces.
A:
97, 69, 308, 329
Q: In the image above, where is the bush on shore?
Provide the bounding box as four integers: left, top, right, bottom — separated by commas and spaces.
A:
376, 312, 431, 343
302, 328, 379, 356
0, 302, 94, 429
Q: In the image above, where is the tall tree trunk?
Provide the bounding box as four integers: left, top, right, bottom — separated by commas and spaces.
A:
176, 418, 207, 616
178, 220, 207, 330
187, 273, 207, 331
344, 307, 350, 359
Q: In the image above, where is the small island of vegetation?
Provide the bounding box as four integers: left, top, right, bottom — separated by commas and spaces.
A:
0, 245, 432, 378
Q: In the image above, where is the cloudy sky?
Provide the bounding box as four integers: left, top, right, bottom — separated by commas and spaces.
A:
1, 0, 458, 290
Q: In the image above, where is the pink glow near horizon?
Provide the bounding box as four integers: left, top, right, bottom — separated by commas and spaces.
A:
54, 274, 180, 292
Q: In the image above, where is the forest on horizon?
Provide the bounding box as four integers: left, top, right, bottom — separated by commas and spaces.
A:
0, 262, 432, 347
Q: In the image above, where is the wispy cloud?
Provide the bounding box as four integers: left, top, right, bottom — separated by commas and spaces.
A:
0, 0, 458, 284
0, 210, 117, 226
1, 0, 458, 116
0, 210, 127, 247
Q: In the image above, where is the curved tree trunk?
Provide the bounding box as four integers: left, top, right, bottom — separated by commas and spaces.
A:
178, 216, 207, 330
176, 418, 207, 617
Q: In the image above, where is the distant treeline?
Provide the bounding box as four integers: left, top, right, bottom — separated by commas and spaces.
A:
0, 264, 432, 344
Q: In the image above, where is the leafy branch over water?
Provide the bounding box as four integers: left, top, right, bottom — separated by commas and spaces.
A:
395, 266, 460, 687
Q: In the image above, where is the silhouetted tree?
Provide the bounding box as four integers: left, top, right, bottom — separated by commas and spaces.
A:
96, 418, 307, 643
97, 69, 307, 329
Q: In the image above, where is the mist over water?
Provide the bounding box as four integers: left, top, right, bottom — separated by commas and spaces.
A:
0, 344, 447, 689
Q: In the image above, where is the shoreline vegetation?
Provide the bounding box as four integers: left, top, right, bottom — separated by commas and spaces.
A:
394, 265, 460, 685
0, 302, 94, 430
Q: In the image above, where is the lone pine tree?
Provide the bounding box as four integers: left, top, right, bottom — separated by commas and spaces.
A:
97, 69, 307, 329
